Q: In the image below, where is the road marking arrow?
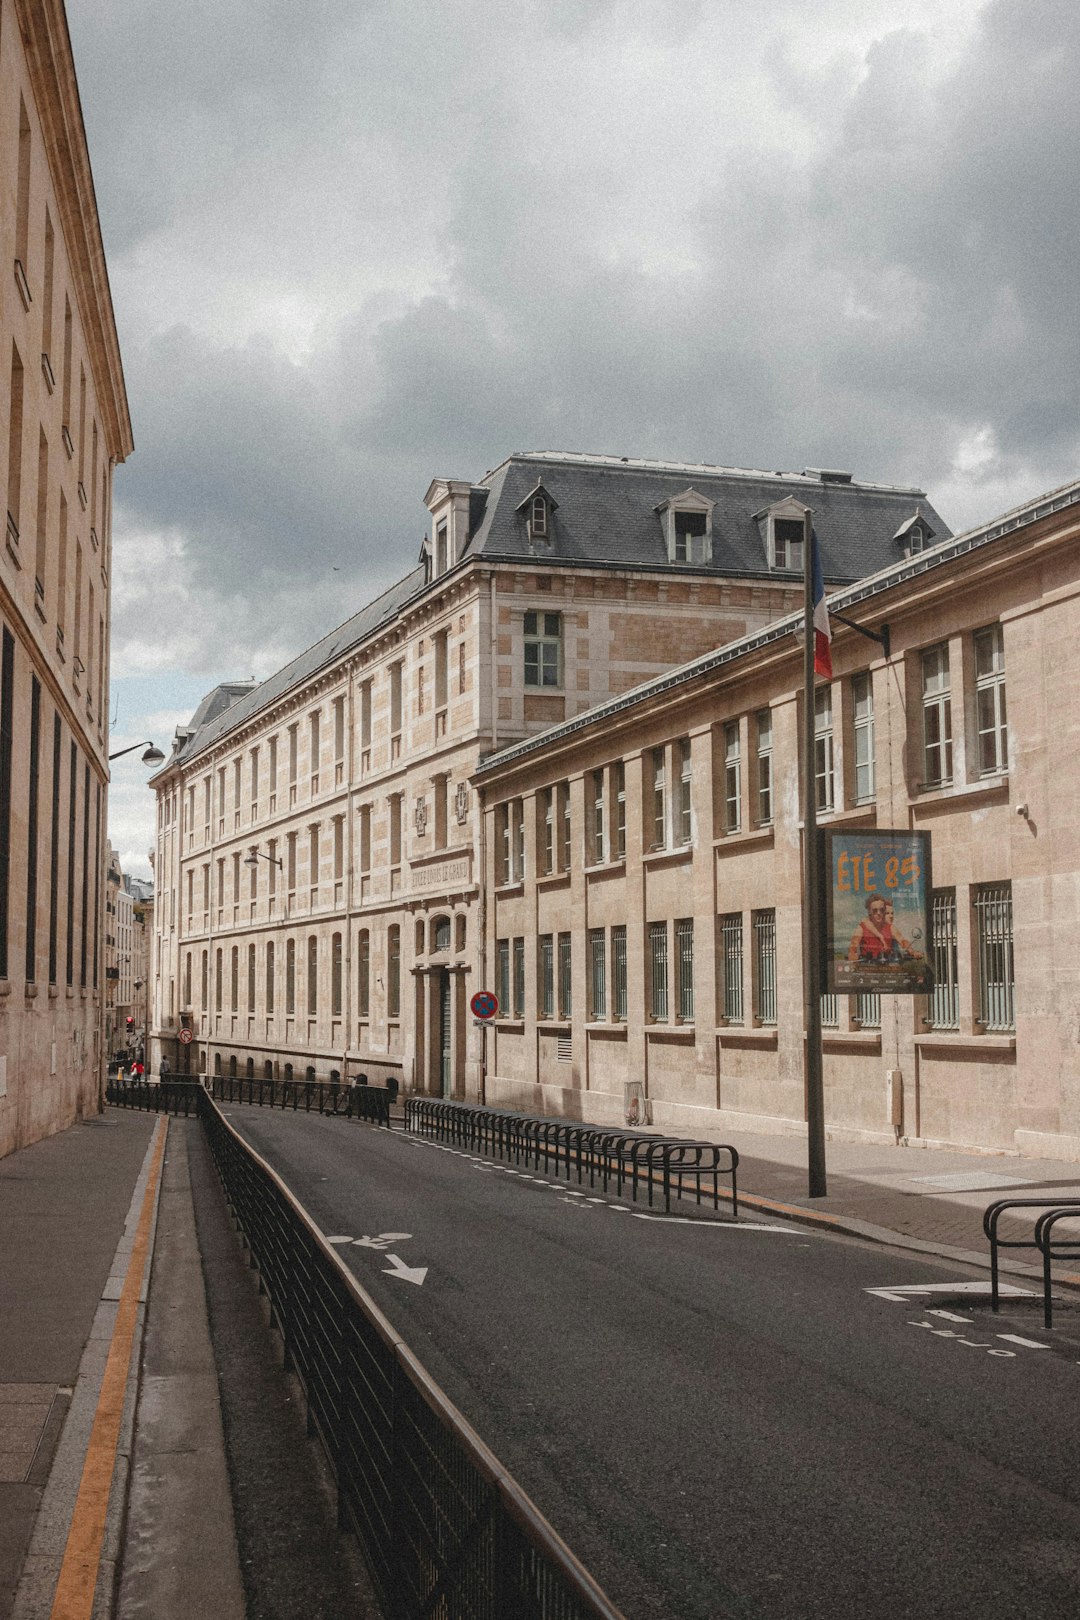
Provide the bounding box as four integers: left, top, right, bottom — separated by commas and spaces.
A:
866, 1281, 1036, 1303
382, 1252, 427, 1286
353, 1232, 412, 1250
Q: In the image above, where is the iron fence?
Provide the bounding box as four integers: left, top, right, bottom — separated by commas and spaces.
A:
199, 1091, 623, 1620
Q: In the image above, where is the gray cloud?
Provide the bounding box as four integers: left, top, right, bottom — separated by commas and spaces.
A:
66, 0, 1079, 684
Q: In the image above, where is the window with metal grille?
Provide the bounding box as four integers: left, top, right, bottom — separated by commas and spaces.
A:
433, 915, 451, 952
753, 910, 777, 1026
928, 888, 958, 1029
285, 939, 295, 1014
513, 936, 526, 1018
720, 913, 743, 1023
612, 925, 627, 1020
265, 942, 275, 1015
974, 882, 1014, 1031
248, 944, 256, 1012
558, 932, 572, 1018
814, 686, 834, 811
677, 740, 692, 845
676, 918, 694, 1022
560, 781, 572, 870
921, 644, 952, 785
496, 938, 510, 1016
756, 709, 773, 826
513, 800, 525, 881
974, 625, 1007, 776
723, 722, 740, 832
230, 946, 239, 1011
524, 610, 562, 687
852, 671, 875, 803
590, 928, 607, 1019
649, 922, 668, 1022
820, 992, 838, 1028
854, 993, 880, 1029
497, 802, 511, 884
539, 934, 554, 1017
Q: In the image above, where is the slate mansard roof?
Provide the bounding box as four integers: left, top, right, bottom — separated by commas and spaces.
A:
462, 451, 951, 582
161, 451, 949, 772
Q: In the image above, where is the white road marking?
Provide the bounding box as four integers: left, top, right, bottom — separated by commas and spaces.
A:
354, 1232, 413, 1250
866, 1281, 1036, 1303
630, 1213, 800, 1232
382, 1253, 428, 1286
996, 1333, 1051, 1350
325, 1236, 354, 1245
928, 1309, 973, 1323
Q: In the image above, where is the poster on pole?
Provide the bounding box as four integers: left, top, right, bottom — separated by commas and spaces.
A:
824, 828, 933, 995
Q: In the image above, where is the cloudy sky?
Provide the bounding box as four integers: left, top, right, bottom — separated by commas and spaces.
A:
69, 0, 1080, 875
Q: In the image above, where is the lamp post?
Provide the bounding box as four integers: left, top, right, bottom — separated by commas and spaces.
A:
108, 741, 165, 765
243, 847, 284, 871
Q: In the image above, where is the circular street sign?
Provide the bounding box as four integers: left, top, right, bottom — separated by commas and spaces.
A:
470, 990, 499, 1021
178, 1028, 193, 1045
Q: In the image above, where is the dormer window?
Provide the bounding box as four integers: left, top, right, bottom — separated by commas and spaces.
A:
517, 481, 557, 548
435, 521, 448, 574
772, 519, 804, 570
675, 511, 708, 562
759, 497, 810, 571
656, 488, 714, 565
892, 509, 934, 558
530, 495, 547, 538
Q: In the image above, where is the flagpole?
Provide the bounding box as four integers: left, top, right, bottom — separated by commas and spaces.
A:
803, 509, 827, 1198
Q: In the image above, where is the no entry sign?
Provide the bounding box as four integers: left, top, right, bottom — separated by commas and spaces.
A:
470, 990, 499, 1021
178, 1028, 193, 1045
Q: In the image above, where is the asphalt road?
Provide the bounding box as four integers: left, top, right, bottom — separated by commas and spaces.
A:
221, 1108, 1080, 1620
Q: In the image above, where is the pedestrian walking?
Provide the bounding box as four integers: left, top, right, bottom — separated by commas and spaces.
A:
159, 1057, 169, 1081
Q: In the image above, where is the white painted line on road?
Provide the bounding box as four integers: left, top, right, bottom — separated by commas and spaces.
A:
996, 1333, 1051, 1350
928, 1309, 973, 1323
325, 1236, 354, 1245
354, 1232, 413, 1250
630, 1213, 801, 1232
866, 1281, 1036, 1303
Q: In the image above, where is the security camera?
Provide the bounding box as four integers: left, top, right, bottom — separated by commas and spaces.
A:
1015, 802, 1029, 817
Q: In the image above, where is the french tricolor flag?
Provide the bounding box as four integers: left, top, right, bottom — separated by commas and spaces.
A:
811, 529, 832, 679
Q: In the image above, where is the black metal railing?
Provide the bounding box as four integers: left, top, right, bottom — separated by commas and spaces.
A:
199, 1090, 623, 1620
984, 1196, 1080, 1328
406, 1098, 739, 1217
208, 1074, 393, 1126
105, 1077, 204, 1116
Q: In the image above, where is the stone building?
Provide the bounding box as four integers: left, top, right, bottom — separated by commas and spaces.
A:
0, 0, 132, 1154
103, 841, 133, 1056
148, 452, 945, 1095
475, 478, 1080, 1160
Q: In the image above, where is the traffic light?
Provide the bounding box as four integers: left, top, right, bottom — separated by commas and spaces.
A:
126, 1016, 134, 1032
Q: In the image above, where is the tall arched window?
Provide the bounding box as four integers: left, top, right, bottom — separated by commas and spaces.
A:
387, 925, 401, 1019
230, 946, 239, 1011
201, 950, 208, 1010
358, 930, 370, 1020
247, 943, 256, 1011
307, 935, 318, 1014
265, 941, 275, 1015
332, 932, 342, 1017
432, 915, 451, 953
184, 952, 192, 1006
215, 948, 222, 1011
286, 938, 296, 1014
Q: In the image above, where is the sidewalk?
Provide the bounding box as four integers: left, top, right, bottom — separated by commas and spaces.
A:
3, 1102, 1079, 1620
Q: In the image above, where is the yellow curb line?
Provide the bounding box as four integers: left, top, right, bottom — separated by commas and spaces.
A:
49, 1116, 168, 1620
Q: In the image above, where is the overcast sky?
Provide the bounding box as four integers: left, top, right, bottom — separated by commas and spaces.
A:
70, 0, 1080, 875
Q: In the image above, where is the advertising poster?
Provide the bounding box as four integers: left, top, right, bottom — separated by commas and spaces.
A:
825, 829, 933, 995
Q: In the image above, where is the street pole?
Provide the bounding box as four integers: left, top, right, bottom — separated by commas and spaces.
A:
803, 509, 827, 1198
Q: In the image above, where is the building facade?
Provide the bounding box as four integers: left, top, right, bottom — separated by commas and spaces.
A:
149, 452, 944, 1098
0, 0, 132, 1155
476, 479, 1080, 1160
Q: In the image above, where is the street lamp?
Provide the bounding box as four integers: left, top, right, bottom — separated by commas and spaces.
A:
244, 846, 283, 870
109, 740, 165, 765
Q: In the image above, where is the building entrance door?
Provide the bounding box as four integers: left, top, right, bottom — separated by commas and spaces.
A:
439, 969, 452, 1097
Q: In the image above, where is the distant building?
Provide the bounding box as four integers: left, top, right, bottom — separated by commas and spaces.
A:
476, 478, 1080, 1159
149, 451, 947, 1098
0, 0, 132, 1154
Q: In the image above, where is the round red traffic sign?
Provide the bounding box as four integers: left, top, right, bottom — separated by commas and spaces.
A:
178, 1028, 193, 1045
470, 990, 499, 1021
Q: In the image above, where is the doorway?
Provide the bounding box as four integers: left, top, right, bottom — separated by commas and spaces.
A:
438, 968, 452, 1097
